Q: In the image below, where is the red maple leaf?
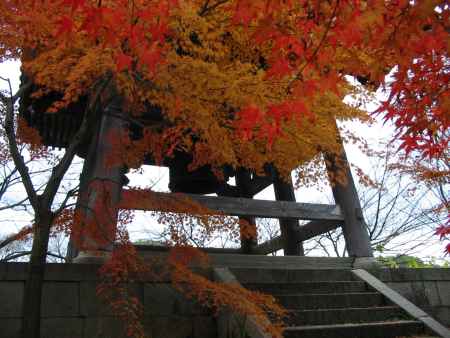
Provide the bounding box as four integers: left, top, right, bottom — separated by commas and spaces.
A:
140, 48, 163, 75
62, 0, 85, 13
265, 57, 292, 79
54, 15, 75, 37
115, 52, 132, 72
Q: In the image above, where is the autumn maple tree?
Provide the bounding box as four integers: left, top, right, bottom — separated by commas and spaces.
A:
0, 0, 449, 337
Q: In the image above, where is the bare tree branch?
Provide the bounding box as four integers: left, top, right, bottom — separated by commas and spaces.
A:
1, 77, 38, 210
40, 75, 112, 208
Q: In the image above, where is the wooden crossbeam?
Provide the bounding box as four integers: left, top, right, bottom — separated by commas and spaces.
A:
254, 220, 342, 255
120, 190, 344, 221
132, 244, 241, 254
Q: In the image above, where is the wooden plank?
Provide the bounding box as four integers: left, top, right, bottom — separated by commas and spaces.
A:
296, 219, 342, 242
133, 244, 241, 255
119, 190, 344, 221
253, 236, 284, 255
254, 220, 342, 255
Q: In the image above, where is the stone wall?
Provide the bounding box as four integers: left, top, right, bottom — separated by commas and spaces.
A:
0, 263, 216, 338
374, 268, 450, 326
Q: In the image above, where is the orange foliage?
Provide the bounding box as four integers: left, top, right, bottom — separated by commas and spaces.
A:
169, 249, 287, 338
1, 0, 449, 335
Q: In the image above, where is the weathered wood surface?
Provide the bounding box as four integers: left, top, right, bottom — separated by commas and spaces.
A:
134, 244, 241, 255
235, 169, 258, 254
273, 174, 304, 255
254, 220, 342, 255
324, 124, 373, 257
119, 190, 344, 221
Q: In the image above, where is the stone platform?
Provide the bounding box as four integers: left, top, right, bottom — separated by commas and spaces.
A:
0, 256, 449, 338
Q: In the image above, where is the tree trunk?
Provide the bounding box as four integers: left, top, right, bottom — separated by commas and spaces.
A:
22, 209, 53, 338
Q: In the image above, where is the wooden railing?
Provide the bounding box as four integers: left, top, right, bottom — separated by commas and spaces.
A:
119, 190, 344, 255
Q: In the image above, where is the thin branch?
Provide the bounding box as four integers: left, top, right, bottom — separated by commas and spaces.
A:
1, 77, 38, 210
53, 186, 79, 215
0, 250, 66, 262
0, 226, 33, 251
0, 196, 30, 211
198, 0, 229, 16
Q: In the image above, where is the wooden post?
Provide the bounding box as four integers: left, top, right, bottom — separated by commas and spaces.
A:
235, 169, 257, 254
72, 97, 126, 262
66, 160, 91, 261
273, 173, 305, 256
324, 127, 373, 258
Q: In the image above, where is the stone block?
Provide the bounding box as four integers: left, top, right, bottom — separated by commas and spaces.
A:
0, 281, 24, 317
3, 263, 27, 280
371, 269, 392, 281
436, 281, 450, 305
421, 269, 450, 281
193, 316, 216, 338
231, 268, 354, 283
0, 263, 5, 280
41, 317, 84, 338
80, 281, 143, 317
80, 282, 114, 317
44, 264, 101, 281
389, 269, 423, 282
41, 282, 79, 317
387, 282, 414, 301
144, 283, 206, 316
144, 316, 193, 338
410, 281, 429, 306
422, 281, 442, 306
429, 306, 450, 326
83, 317, 127, 338
0, 318, 21, 338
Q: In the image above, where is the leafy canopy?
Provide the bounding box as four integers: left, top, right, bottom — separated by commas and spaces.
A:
3, 0, 448, 182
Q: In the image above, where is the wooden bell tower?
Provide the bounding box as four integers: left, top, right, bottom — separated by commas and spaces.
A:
66, 99, 373, 263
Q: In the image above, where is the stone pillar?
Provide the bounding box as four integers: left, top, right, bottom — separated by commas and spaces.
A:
273, 173, 305, 256
235, 169, 257, 254
324, 126, 373, 258
72, 97, 126, 263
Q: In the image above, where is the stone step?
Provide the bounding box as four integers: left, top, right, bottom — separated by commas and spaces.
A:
244, 281, 368, 294
275, 292, 386, 310
283, 320, 424, 338
231, 268, 356, 283
210, 255, 353, 270
286, 306, 408, 325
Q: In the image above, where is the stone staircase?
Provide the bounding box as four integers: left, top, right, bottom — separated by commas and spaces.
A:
231, 267, 427, 338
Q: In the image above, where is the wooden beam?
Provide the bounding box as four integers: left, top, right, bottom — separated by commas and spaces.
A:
296, 219, 342, 241
254, 220, 342, 255
253, 236, 284, 255
133, 244, 241, 254
119, 190, 344, 221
